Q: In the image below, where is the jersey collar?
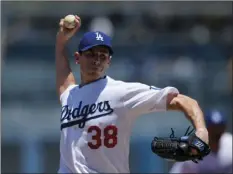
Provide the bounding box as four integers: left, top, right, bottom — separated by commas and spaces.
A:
79, 76, 107, 88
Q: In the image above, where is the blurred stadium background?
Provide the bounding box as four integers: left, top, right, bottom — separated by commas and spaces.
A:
1, 1, 232, 173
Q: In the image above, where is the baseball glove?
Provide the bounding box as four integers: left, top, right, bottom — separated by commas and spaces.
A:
151, 126, 211, 163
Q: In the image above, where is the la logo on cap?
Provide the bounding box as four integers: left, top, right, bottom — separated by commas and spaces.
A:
95, 32, 104, 41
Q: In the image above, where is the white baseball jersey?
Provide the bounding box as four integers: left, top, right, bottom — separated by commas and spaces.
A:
169, 132, 232, 173
58, 76, 179, 173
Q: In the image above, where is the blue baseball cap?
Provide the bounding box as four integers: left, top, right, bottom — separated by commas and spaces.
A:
205, 110, 226, 126
78, 31, 113, 55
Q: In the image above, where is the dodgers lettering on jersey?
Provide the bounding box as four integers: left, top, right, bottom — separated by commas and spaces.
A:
61, 101, 114, 129
58, 76, 179, 173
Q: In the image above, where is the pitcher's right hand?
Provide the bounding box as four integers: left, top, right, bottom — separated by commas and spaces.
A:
56, 15, 81, 44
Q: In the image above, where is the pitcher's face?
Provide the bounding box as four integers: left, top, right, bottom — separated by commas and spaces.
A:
76, 46, 111, 77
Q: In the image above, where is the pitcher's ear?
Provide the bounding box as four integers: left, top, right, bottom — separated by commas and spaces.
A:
74, 52, 80, 64
108, 56, 112, 65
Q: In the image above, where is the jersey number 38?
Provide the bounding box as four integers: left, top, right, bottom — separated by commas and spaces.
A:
87, 125, 118, 149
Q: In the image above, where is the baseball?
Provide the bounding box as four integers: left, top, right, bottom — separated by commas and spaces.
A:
63, 14, 76, 29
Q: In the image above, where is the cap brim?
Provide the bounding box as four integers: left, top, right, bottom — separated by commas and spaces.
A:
79, 44, 113, 55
